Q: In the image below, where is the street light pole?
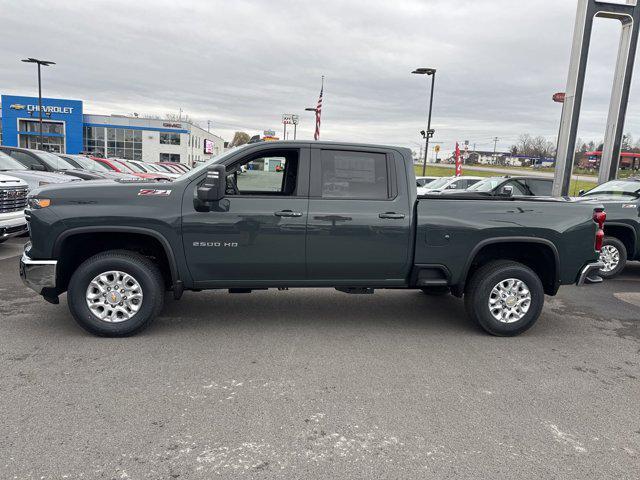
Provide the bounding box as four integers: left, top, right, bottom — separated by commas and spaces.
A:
21, 58, 55, 150
412, 68, 437, 176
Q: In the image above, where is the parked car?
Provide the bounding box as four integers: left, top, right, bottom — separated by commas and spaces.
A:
127, 160, 181, 179
58, 154, 139, 181
577, 178, 640, 278
416, 176, 438, 189
0, 150, 78, 190
157, 162, 189, 173
0, 173, 29, 243
0, 146, 104, 181
417, 176, 483, 195
453, 176, 554, 197
21, 141, 604, 338
92, 157, 171, 182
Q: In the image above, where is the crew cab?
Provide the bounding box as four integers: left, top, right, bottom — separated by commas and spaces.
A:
578, 178, 640, 278
20, 141, 605, 337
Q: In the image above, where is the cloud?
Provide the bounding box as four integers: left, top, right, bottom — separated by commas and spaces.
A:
1, 0, 638, 155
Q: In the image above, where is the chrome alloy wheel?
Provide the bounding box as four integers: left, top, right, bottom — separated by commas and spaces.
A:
85, 271, 143, 323
599, 245, 620, 273
488, 278, 531, 324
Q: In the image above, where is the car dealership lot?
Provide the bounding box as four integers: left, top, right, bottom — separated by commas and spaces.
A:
1, 237, 639, 479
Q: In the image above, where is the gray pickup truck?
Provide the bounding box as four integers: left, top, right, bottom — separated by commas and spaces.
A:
20, 141, 605, 337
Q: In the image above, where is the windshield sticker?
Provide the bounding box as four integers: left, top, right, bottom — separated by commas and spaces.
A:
138, 189, 172, 196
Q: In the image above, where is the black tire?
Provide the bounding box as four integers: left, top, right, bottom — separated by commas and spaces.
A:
67, 250, 164, 337
598, 236, 627, 279
420, 286, 450, 296
464, 260, 544, 337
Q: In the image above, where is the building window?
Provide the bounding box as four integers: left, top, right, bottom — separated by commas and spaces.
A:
160, 153, 180, 162
160, 132, 181, 145
105, 128, 142, 160
83, 126, 106, 157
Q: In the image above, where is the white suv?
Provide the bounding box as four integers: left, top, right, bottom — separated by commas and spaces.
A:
0, 174, 29, 244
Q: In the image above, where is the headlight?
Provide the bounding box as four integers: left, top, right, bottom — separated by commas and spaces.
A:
28, 198, 51, 209
38, 181, 51, 187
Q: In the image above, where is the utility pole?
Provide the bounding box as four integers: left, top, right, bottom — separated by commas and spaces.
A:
493, 137, 499, 153
207, 120, 211, 133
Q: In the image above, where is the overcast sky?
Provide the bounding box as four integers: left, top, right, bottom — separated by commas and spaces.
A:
2, 0, 639, 156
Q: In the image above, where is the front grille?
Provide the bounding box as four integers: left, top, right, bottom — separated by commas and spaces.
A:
0, 187, 29, 214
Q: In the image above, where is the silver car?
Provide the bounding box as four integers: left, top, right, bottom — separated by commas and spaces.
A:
0, 150, 77, 190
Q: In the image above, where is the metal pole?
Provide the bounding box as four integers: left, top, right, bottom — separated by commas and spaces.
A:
294, 123, 297, 140
283, 123, 287, 141
37, 62, 43, 150
422, 72, 436, 177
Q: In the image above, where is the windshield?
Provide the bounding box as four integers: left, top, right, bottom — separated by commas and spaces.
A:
467, 177, 504, 192
119, 160, 145, 173
0, 151, 28, 171
423, 177, 450, 190
582, 180, 640, 199
109, 160, 135, 173
71, 156, 112, 171
37, 151, 79, 171
141, 163, 163, 173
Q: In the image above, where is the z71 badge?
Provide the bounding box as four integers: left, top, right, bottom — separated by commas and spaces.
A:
138, 189, 172, 196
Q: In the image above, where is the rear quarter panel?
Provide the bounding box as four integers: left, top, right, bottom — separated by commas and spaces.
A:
415, 198, 601, 286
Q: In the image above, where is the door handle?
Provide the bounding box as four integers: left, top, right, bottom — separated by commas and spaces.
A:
274, 210, 303, 218
379, 212, 405, 219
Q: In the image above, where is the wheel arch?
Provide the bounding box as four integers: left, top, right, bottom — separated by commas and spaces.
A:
53, 226, 179, 292
604, 222, 637, 258
458, 237, 560, 296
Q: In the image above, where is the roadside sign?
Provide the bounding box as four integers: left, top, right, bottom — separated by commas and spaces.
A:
434, 145, 440, 153
282, 114, 299, 125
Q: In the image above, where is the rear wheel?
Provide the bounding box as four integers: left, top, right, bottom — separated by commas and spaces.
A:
67, 250, 164, 336
464, 260, 544, 336
598, 236, 627, 279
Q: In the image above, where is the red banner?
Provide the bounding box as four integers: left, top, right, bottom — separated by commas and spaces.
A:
455, 142, 462, 176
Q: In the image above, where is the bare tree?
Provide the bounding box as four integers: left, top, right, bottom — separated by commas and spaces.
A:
512, 134, 555, 158
165, 112, 194, 124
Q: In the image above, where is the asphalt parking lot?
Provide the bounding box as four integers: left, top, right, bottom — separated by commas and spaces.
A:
1, 236, 639, 479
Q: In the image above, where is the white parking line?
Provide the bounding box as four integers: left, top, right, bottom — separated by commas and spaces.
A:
613, 292, 640, 308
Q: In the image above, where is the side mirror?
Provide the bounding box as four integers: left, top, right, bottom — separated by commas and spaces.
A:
30, 164, 46, 171
197, 165, 226, 203
500, 185, 514, 197
578, 189, 585, 196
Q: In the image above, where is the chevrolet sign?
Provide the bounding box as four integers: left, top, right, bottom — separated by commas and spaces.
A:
26, 104, 74, 114
9, 104, 26, 110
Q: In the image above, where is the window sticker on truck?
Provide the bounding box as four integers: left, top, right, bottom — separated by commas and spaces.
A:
138, 189, 172, 196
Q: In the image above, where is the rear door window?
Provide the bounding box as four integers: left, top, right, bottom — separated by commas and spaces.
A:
525, 179, 553, 196
320, 150, 389, 199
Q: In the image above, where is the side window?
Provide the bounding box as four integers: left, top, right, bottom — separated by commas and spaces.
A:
525, 179, 553, 196
230, 149, 300, 196
8, 151, 39, 169
320, 150, 388, 199
466, 179, 481, 188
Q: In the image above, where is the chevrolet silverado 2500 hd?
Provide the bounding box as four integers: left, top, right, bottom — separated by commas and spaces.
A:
20, 141, 605, 337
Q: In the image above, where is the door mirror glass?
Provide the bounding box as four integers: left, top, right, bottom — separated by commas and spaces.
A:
197, 165, 226, 203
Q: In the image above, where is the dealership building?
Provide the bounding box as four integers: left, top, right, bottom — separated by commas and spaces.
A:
0, 94, 225, 166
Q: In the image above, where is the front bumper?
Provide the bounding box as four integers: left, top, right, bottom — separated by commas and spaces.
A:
1, 213, 28, 240
19, 252, 57, 295
577, 261, 604, 286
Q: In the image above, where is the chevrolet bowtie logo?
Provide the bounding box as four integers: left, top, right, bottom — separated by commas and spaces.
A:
9, 104, 26, 110
111, 293, 117, 302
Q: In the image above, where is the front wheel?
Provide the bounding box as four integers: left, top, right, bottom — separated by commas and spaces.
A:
464, 260, 544, 336
598, 237, 627, 279
67, 250, 165, 337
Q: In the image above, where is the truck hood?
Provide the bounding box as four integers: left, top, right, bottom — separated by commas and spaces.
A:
28, 177, 166, 198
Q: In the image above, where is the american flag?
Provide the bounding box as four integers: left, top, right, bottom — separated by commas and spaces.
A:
455, 142, 463, 176
314, 82, 323, 141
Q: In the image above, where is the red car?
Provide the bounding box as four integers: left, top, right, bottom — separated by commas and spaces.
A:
93, 158, 171, 182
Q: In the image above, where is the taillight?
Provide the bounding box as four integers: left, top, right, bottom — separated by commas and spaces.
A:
593, 209, 606, 251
